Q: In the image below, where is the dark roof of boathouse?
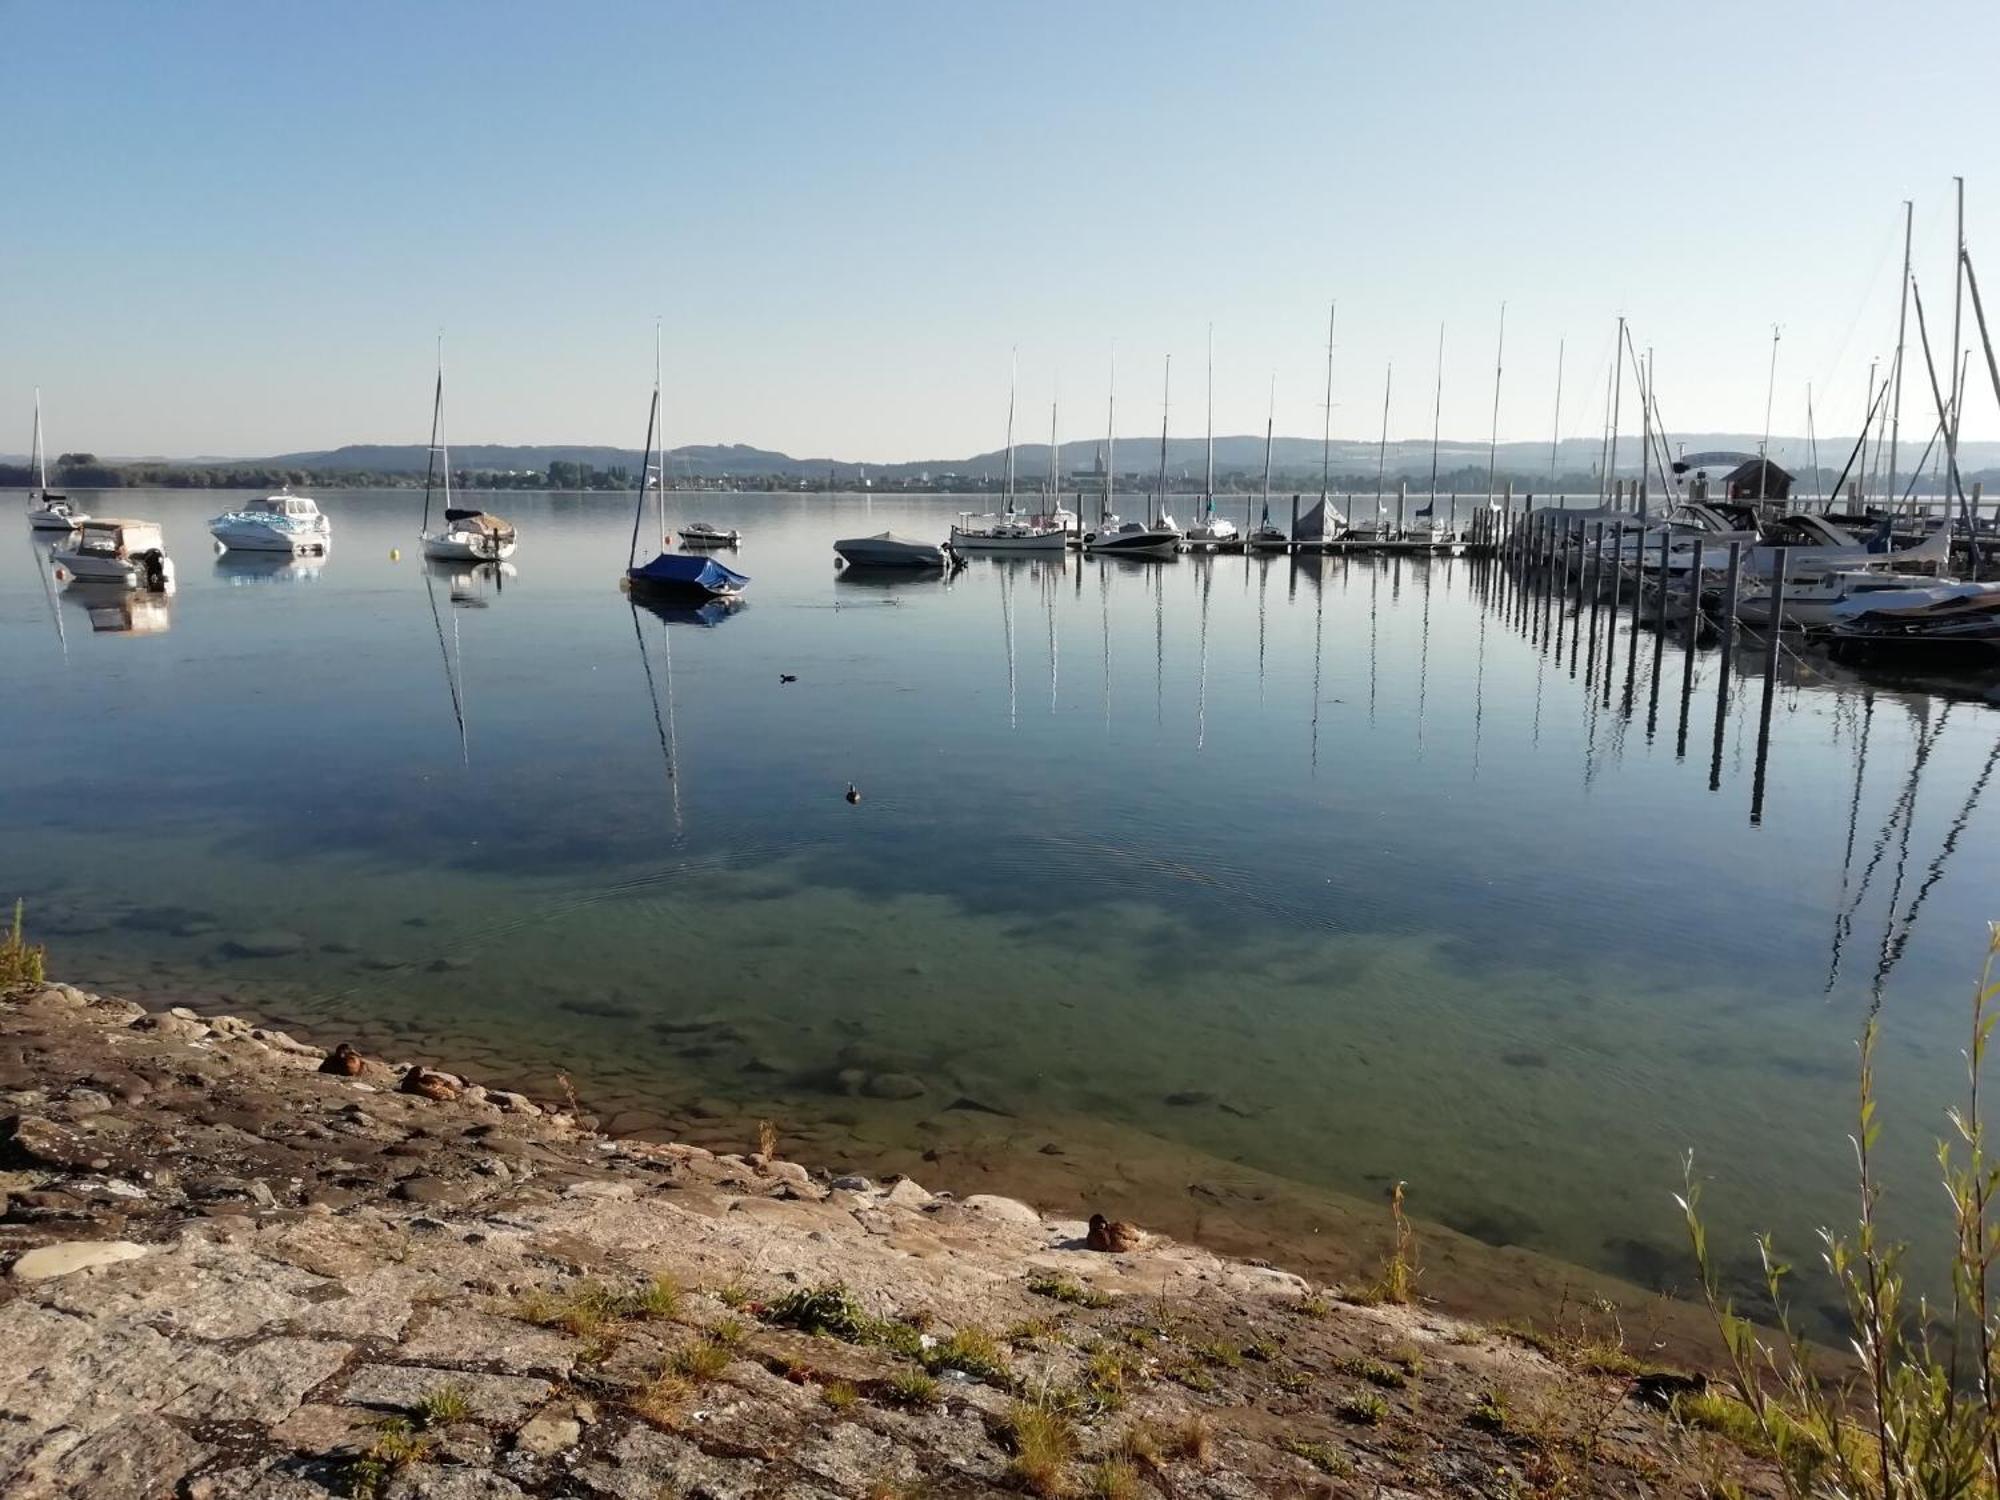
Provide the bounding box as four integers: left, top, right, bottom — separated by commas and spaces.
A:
1723, 458, 1794, 500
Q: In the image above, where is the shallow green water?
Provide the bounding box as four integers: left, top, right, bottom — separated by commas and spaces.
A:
5, 488, 1997, 1323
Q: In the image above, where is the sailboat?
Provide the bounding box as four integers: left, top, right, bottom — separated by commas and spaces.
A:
625, 332, 750, 601
1088, 356, 1180, 557
1291, 302, 1349, 551
1389, 322, 1458, 551
1182, 329, 1240, 551
1245, 377, 1289, 552
24, 391, 87, 531
418, 346, 518, 562
952, 357, 1066, 552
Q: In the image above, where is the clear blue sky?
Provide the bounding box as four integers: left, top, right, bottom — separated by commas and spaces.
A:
4, 0, 1997, 461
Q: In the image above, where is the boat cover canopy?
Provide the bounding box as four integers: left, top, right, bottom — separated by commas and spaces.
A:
1293, 498, 1334, 541
628, 551, 750, 595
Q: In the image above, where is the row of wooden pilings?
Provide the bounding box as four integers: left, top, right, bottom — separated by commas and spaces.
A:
1481, 505, 1795, 824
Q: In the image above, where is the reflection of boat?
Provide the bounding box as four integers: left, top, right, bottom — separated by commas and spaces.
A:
677, 521, 741, 547
63, 580, 172, 635
209, 488, 331, 553
51, 518, 176, 591
417, 345, 518, 562
24, 391, 87, 531
623, 332, 751, 602
631, 595, 745, 627
432, 559, 515, 607
216, 549, 328, 584
835, 532, 953, 568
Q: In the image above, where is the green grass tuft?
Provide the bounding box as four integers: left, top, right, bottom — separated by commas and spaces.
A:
0, 901, 45, 992
1280, 1436, 1352, 1475
881, 1368, 941, 1407
411, 1382, 472, 1427
1027, 1273, 1113, 1308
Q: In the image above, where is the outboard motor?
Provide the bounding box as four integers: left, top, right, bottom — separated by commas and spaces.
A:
138, 549, 174, 592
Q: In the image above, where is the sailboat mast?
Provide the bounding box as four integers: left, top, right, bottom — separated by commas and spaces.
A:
1427, 322, 1444, 509
1549, 337, 1564, 488
1758, 323, 1779, 465
1888, 199, 1912, 511
1047, 386, 1060, 511
654, 322, 667, 547
31, 389, 47, 496
1105, 346, 1116, 525
1261, 374, 1275, 519
1484, 301, 1506, 505
1155, 354, 1171, 527
1950, 176, 1965, 459
1204, 324, 1215, 516
1003, 348, 1018, 515
1606, 315, 1624, 506
1373, 363, 1392, 516
1320, 300, 1336, 502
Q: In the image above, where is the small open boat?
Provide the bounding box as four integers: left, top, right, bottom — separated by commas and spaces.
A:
51, 518, 176, 591
677, 521, 741, 547
835, 531, 952, 568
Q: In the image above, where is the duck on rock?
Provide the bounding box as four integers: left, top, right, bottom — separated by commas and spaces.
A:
1087, 1213, 1146, 1253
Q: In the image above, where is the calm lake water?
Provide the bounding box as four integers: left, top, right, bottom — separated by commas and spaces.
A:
5, 488, 1998, 1326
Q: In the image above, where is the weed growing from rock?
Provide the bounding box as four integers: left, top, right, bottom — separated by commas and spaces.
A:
1337, 1389, 1389, 1424
1082, 1457, 1140, 1499
1005, 1401, 1078, 1498
882, 1369, 941, 1408
0, 902, 45, 991
1281, 1436, 1353, 1475
1027, 1273, 1113, 1309
412, 1382, 472, 1427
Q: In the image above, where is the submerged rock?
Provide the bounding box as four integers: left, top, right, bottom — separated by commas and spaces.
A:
862, 1072, 925, 1101
218, 930, 306, 960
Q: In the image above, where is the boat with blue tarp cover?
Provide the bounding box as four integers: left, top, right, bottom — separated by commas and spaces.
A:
622, 329, 750, 604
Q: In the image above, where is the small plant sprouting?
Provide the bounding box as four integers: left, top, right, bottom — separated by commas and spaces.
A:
630, 1275, 682, 1321
1337, 1389, 1389, 1425
1167, 1413, 1213, 1465
823, 1379, 860, 1411
756, 1117, 779, 1158
412, 1382, 472, 1428
882, 1368, 941, 1408
925, 1324, 1010, 1383
1336, 1355, 1408, 1389
764, 1281, 873, 1340
1083, 1457, 1141, 1500
1296, 1291, 1331, 1319
1280, 1436, 1353, 1475
1027, 1273, 1113, 1309
349, 1416, 435, 1498
0, 901, 46, 991
1005, 1401, 1078, 1498
669, 1335, 734, 1384
1194, 1340, 1243, 1369
1468, 1388, 1511, 1434
1376, 1180, 1420, 1304
716, 1282, 754, 1311
705, 1315, 746, 1347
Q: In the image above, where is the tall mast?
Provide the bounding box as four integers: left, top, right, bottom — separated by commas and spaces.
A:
1260, 373, 1275, 521
1104, 345, 1116, 524
655, 320, 666, 546
1758, 323, 1779, 464
1047, 383, 1060, 511
1154, 353, 1171, 527
1484, 301, 1506, 505
1427, 322, 1445, 509
1549, 337, 1564, 487
1950, 176, 1966, 458
436, 335, 453, 527
1636, 342, 1651, 521
1003, 347, 1017, 516
1204, 324, 1215, 517
1606, 315, 1625, 505
1373, 362, 1392, 516
1320, 300, 1336, 502
31, 389, 47, 495
1887, 199, 1912, 511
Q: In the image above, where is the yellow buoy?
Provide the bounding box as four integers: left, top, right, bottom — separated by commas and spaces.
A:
390, 547, 401, 561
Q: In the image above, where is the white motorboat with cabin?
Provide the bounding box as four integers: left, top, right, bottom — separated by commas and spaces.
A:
834, 531, 954, 569
209, 488, 331, 554
1735, 567, 1961, 628
677, 521, 741, 547
1181, 508, 1240, 551
23, 391, 86, 531
50, 518, 175, 591
1082, 517, 1180, 557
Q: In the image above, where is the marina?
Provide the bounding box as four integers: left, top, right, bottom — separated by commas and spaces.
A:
7, 486, 1999, 1327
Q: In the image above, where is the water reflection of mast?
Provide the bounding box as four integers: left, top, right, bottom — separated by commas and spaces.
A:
1414, 555, 1432, 755
1099, 557, 1111, 732
1255, 556, 1270, 703
1001, 561, 1018, 730
1046, 559, 1059, 714
1153, 562, 1164, 727
1872, 734, 2000, 995
1472, 561, 1488, 777
423, 564, 469, 766
628, 600, 683, 835
32, 539, 68, 663
1828, 702, 1947, 991
1195, 559, 1211, 751
1308, 558, 1326, 770
1367, 557, 1380, 724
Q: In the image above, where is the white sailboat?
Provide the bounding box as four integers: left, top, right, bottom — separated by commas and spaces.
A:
1088, 355, 1179, 557
1182, 329, 1240, 551
953, 354, 1067, 552
24, 391, 87, 531
1245, 377, 1289, 552
419, 344, 517, 563
1292, 302, 1348, 550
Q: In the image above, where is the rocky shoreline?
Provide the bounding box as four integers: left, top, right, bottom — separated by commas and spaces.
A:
1, 981, 1765, 1498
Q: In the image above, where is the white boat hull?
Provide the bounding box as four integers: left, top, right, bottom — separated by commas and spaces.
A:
949, 527, 1068, 552
28, 509, 82, 531
210, 521, 330, 554
53, 551, 176, 590
423, 532, 517, 562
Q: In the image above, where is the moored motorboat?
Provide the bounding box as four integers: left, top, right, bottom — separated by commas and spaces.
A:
1082, 517, 1180, 557
209, 489, 331, 554
1736, 568, 1951, 628
835, 531, 953, 569
50, 518, 176, 591
1824, 579, 2000, 657
677, 521, 741, 547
